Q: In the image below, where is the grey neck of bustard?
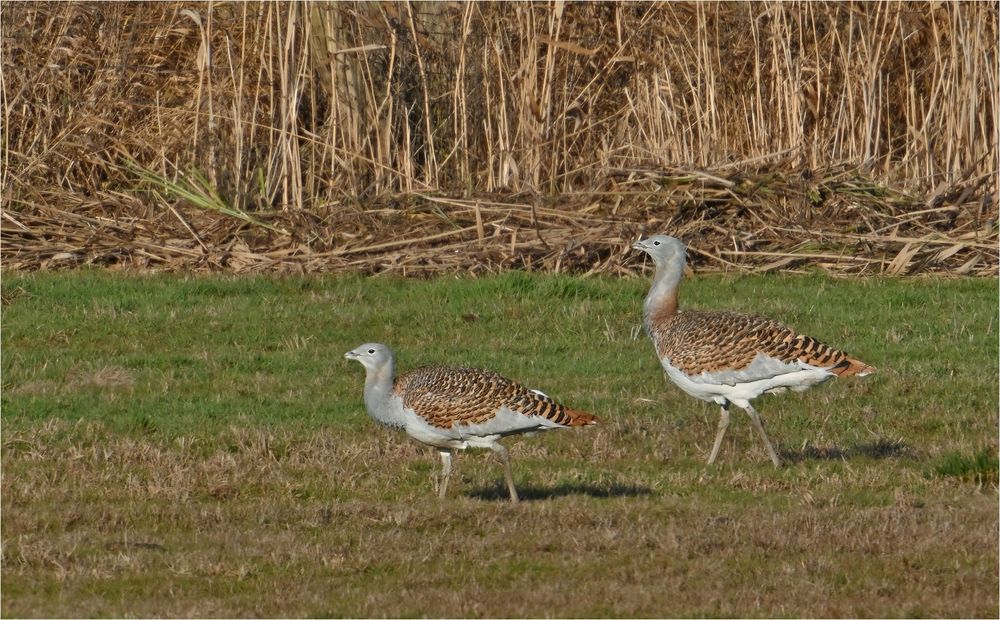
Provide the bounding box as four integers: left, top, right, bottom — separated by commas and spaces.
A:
362, 356, 402, 428
643, 251, 684, 328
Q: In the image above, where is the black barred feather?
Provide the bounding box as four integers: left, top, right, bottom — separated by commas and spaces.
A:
394, 366, 597, 429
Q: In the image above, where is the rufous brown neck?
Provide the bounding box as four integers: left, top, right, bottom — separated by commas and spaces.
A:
642, 253, 684, 332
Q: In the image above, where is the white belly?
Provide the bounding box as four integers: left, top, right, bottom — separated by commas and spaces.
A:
661, 352, 835, 408
403, 406, 562, 450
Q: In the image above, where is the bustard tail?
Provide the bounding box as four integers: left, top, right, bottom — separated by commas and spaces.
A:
562, 408, 598, 426
830, 357, 877, 377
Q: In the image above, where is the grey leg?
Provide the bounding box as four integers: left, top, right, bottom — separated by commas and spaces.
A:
437, 449, 453, 499
707, 403, 731, 465
744, 403, 781, 467
490, 442, 520, 503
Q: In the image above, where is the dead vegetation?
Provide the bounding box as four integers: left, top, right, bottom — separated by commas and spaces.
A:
2, 2, 996, 275
2, 420, 997, 617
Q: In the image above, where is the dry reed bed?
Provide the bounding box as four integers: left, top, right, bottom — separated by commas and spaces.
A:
2, 164, 995, 276
2, 2, 996, 276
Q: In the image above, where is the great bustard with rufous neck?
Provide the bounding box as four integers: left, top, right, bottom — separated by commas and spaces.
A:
633, 234, 875, 467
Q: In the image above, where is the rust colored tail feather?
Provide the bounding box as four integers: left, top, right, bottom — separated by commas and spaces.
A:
564, 408, 599, 426
831, 357, 877, 377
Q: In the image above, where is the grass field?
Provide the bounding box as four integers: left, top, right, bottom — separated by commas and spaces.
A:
2, 269, 997, 617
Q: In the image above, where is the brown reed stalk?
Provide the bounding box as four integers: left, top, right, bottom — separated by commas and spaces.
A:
1, 1, 995, 275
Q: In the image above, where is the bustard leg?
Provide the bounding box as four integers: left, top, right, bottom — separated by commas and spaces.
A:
490, 442, 520, 503
744, 403, 781, 467
437, 449, 453, 499
707, 403, 731, 465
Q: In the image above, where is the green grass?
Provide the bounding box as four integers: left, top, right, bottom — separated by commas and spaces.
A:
2, 270, 998, 617
932, 448, 1000, 486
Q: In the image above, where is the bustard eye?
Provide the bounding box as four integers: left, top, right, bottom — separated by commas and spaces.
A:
367, 348, 375, 354
653, 240, 661, 246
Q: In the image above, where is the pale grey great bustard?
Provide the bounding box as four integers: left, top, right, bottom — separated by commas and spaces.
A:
345, 343, 597, 502
633, 234, 876, 467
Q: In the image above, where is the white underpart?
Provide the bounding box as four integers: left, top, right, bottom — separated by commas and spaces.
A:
397, 400, 565, 451
662, 351, 835, 408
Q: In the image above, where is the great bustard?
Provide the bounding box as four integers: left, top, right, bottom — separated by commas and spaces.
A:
633, 234, 875, 467
345, 343, 597, 502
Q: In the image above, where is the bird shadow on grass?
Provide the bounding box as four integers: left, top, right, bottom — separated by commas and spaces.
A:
466, 481, 654, 502
779, 438, 913, 463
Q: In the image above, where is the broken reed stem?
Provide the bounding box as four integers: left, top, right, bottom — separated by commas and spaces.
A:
2, 164, 996, 276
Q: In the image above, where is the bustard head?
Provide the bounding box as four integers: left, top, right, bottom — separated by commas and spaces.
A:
344, 342, 394, 372
632, 234, 687, 270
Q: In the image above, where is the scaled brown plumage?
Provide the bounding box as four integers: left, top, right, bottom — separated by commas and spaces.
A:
394, 366, 596, 429
649, 310, 875, 376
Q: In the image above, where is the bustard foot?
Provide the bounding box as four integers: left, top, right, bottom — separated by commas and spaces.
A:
436, 449, 453, 498
491, 443, 519, 503
745, 404, 781, 467
707, 403, 732, 465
